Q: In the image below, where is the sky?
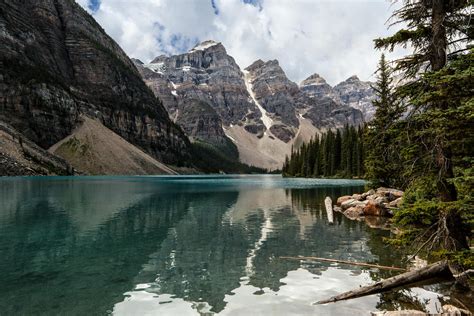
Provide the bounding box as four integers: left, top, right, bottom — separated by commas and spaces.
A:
76, 0, 405, 85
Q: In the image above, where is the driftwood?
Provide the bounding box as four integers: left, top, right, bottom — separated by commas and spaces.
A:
280, 256, 406, 271
316, 260, 452, 304
453, 269, 474, 279
324, 197, 334, 224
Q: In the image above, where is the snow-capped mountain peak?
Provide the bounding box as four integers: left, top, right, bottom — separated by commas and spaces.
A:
190, 40, 221, 52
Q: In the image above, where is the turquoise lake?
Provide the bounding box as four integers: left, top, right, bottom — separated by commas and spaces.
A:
0, 175, 448, 315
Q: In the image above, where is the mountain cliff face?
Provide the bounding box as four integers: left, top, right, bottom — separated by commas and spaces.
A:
299, 74, 342, 102
137, 41, 261, 125
137, 41, 373, 170
334, 76, 376, 121
0, 0, 190, 170
297, 74, 364, 129
134, 40, 263, 157
245, 59, 299, 127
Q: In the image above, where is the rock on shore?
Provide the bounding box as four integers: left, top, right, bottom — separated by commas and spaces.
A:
335, 187, 404, 220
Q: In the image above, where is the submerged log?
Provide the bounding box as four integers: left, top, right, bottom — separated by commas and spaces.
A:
316, 260, 452, 304
280, 256, 406, 271
324, 197, 334, 224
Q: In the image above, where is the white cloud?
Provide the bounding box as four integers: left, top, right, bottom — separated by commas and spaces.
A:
75, 0, 89, 8
78, 0, 407, 85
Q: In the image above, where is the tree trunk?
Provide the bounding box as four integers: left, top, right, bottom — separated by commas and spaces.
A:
316, 261, 452, 304
431, 0, 447, 71
431, 0, 457, 202
324, 197, 334, 224
442, 210, 469, 251
431, 2, 461, 253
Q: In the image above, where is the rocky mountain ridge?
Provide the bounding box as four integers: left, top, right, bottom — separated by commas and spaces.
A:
136, 40, 375, 170
334, 75, 376, 121
0, 0, 190, 175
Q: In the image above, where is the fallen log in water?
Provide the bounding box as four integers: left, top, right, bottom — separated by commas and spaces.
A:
324, 197, 334, 224
280, 256, 406, 271
315, 260, 452, 304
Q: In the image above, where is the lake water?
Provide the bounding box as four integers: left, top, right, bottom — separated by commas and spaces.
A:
0, 175, 448, 315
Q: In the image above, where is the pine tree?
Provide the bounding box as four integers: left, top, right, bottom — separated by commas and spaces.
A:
350, 126, 358, 176
326, 130, 335, 176
283, 155, 290, 176
365, 54, 401, 187
335, 129, 342, 173
313, 136, 321, 177
357, 126, 365, 177
375, 0, 472, 251
300, 143, 308, 176
282, 128, 365, 179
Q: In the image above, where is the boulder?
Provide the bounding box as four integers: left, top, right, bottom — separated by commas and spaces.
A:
366, 194, 378, 201
363, 200, 390, 217
344, 205, 364, 220
361, 189, 375, 200
341, 199, 357, 209
341, 199, 368, 210
375, 196, 389, 205
389, 197, 403, 208
376, 187, 404, 199
351, 193, 364, 201
337, 195, 352, 206
333, 206, 342, 213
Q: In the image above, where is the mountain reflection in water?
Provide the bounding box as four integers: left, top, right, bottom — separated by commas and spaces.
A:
0, 176, 445, 315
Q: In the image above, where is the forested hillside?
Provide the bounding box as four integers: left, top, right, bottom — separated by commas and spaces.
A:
282, 125, 364, 178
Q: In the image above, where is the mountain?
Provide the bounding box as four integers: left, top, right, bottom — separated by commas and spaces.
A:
299, 73, 342, 102
137, 41, 372, 170
297, 74, 365, 128
0, 0, 374, 174
0, 122, 72, 176
0, 0, 190, 175
334, 75, 376, 121
245, 59, 299, 128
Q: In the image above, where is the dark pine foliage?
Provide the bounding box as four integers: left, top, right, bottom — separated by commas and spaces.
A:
373, 0, 473, 255
190, 141, 266, 174
364, 54, 403, 188
282, 125, 365, 178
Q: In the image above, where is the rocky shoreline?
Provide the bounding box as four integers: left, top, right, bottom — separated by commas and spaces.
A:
331, 188, 473, 315
334, 187, 404, 220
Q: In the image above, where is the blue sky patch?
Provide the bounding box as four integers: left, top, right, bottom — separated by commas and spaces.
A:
169, 34, 200, 54
242, 0, 263, 10
88, 0, 101, 12
211, 0, 219, 15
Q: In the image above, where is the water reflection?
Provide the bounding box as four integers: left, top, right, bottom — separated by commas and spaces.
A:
0, 176, 444, 315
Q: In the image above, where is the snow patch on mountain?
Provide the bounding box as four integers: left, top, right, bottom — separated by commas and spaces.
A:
144, 62, 165, 74
190, 40, 220, 52
243, 70, 273, 131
